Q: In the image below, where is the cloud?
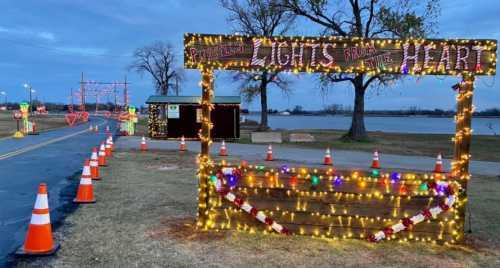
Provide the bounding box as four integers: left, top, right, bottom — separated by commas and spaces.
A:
52, 46, 108, 56
0, 25, 56, 42
37, 31, 56, 41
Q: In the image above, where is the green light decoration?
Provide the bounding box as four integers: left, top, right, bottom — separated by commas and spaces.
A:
255, 165, 265, 171
372, 169, 380, 177
311, 175, 320, 187
127, 105, 137, 135
419, 183, 429, 191
210, 175, 217, 183
19, 102, 30, 133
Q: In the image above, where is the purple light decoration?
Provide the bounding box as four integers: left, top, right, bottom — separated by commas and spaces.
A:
227, 174, 238, 188
390, 172, 401, 183
401, 64, 409, 74
280, 164, 289, 174
436, 184, 446, 196
333, 176, 342, 187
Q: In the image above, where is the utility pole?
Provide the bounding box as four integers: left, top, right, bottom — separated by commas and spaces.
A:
123, 76, 128, 111
95, 94, 99, 114
80, 72, 86, 112
114, 83, 118, 113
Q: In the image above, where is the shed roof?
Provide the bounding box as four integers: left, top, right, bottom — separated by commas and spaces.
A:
145, 95, 240, 104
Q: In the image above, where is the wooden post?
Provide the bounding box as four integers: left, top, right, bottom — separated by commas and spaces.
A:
197, 67, 214, 228
452, 73, 474, 243
452, 73, 474, 178
147, 104, 153, 138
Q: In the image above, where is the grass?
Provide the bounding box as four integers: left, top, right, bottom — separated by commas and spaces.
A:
0, 111, 67, 138
238, 129, 500, 162
16, 150, 500, 267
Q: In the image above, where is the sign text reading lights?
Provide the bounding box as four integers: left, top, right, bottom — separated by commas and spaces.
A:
184, 34, 497, 76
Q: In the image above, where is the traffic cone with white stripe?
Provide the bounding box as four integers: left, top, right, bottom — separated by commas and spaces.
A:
94, 125, 99, 132
16, 183, 60, 256
107, 136, 114, 151
434, 153, 444, 173
219, 140, 228, 156
266, 145, 273, 161
98, 142, 107, 166
140, 136, 148, 151
323, 148, 333, 166
89, 125, 93, 132
105, 138, 112, 157
180, 136, 187, 151
371, 150, 380, 169
90, 147, 100, 180
74, 160, 96, 203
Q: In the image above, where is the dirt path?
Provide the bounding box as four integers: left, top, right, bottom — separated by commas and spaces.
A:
15, 150, 500, 267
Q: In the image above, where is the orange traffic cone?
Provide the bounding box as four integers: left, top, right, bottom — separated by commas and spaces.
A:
74, 160, 96, 203
31, 121, 38, 135
107, 136, 114, 151
140, 136, 148, 151
323, 148, 333, 166
16, 183, 60, 256
90, 148, 100, 180
434, 153, 444, 173
266, 145, 273, 161
105, 139, 112, 157
89, 125, 93, 132
180, 136, 187, 151
219, 140, 228, 156
371, 150, 380, 169
98, 142, 107, 166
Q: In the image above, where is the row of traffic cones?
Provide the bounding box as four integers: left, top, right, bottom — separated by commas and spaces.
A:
173, 139, 446, 173
17, 135, 115, 256
88, 124, 111, 134
265, 146, 446, 173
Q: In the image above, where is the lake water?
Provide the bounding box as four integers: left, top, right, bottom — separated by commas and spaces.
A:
245, 114, 500, 135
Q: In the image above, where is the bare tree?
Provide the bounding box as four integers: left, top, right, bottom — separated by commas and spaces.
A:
282, 0, 440, 140
130, 41, 184, 96
221, 0, 296, 130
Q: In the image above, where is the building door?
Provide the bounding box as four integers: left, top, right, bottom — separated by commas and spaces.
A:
167, 105, 200, 138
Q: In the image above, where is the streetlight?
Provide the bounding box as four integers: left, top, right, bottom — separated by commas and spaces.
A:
23, 83, 34, 115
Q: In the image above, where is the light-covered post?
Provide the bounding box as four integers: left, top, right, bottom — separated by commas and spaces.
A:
197, 67, 214, 228
452, 73, 475, 242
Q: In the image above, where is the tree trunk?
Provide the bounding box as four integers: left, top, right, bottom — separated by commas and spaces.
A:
159, 83, 168, 120
346, 75, 368, 141
259, 77, 269, 131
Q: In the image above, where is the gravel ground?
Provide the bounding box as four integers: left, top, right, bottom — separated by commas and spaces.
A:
14, 150, 500, 267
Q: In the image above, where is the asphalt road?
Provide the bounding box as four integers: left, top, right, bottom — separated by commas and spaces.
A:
0, 117, 117, 265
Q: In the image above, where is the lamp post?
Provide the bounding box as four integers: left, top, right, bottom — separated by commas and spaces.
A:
23, 83, 36, 115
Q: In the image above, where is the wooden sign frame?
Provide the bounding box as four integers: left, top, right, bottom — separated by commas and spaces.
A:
184, 33, 497, 243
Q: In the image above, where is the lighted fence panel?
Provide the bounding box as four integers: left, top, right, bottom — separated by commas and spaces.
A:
206, 164, 465, 244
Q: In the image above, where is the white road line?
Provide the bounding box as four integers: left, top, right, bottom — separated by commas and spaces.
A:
0, 119, 107, 161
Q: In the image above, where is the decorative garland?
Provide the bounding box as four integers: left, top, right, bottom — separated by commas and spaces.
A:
214, 167, 290, 235
369, 180, 459, 242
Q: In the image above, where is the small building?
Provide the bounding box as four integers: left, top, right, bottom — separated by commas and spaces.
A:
146, 95, 240, 140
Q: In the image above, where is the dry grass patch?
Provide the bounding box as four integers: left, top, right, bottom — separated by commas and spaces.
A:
0, 111, 67, 138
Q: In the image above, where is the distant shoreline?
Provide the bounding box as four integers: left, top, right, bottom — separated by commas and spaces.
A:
243, 113, 500, 119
